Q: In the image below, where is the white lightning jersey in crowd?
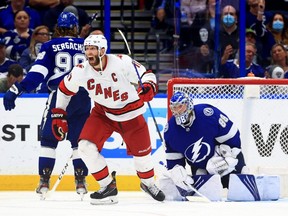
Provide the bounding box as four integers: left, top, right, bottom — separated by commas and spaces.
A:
56, 54, 156, 121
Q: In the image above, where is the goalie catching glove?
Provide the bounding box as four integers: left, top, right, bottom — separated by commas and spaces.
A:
51, 108, 68, 141
206, 144, 240, 177
137, 80, 157, 102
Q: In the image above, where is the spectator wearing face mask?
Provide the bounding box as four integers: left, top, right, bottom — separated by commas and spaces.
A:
208, 5, 239, 66
266, 12, 288, 47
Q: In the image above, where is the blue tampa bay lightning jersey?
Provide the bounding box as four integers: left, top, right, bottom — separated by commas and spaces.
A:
164, 103, 241, 170
20, 37, 86, 92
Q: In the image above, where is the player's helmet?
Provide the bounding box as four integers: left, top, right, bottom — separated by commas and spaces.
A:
170, 91, 194, 127
84, 34, 108, 56
57, 11, 78, 29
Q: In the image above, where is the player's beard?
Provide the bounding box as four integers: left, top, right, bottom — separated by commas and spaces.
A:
88, 56, 100, 67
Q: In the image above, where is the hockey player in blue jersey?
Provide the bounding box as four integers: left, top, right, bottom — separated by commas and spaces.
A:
160, 91, 247, 201
3, 12, 90, 199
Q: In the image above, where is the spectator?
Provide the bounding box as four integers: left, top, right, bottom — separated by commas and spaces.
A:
179, 0, 216, 73
151, 0, 175, 52
266, 12, 288, 48
19, 25, 50, 72
220, 42, 265, 78
270, 43, 288, 77
0, 38, 17, 78
246, 0, 272, 37
0, 63, 24, 92
181, 0, 207, 26
2, 10, 33, 61
246, 28, 257, 44
252, 12, 277, 67
27, 0, 60, 24
0, 0, 41, 34
218, 5, 239, 65
43, 0, 90, 37
245, 28, 261, 64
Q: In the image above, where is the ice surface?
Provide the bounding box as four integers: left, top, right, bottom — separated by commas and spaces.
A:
0, 191, 287, 216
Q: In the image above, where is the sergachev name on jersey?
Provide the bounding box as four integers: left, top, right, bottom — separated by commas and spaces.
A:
52, 42, 83, 52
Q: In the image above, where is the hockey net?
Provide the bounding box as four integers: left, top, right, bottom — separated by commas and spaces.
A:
167, 78, 288, 197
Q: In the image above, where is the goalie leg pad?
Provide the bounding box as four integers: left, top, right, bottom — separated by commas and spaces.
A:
191, 174, 223, 201
255, 175, 280, 201
227, 174, 280, 201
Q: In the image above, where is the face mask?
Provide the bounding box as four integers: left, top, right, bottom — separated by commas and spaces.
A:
272, 20, 284, 32
222, 14, 235, 27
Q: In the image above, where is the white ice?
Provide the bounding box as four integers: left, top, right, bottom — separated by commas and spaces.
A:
0, 191, 288, 216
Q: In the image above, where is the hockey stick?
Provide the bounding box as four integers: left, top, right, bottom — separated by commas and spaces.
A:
118, 29, 163, 142
89, 12, 98, 26
118, 29, 131, 55
42, 153, 73, 200
185, 183, 211, 203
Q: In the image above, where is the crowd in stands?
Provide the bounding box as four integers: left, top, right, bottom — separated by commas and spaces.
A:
151, 0, 288, 79
1, 0, 288, 93
0, 0, 94, 92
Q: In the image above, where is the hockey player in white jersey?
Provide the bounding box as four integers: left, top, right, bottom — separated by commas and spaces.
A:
51, 34, 165, 204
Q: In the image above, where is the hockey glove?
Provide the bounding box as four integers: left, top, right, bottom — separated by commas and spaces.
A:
206, 144, 240, 177
51, 108, 68, 141
137, 81, 157, 102
3, 82, 24, 111
168, 165, 195, 197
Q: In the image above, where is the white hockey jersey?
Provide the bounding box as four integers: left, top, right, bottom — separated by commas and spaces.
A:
56, 54, 157, 122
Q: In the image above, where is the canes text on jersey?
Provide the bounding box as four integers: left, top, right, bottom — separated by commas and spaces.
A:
87, 73, 128, 102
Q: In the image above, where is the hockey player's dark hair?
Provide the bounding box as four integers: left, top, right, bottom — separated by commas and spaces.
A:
53, 26, 78, 38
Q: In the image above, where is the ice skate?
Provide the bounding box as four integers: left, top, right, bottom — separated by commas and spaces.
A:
140, 182, 165, 201
36, 168, 51, 200
90, 171, 118, 205
75, 169, 88, 200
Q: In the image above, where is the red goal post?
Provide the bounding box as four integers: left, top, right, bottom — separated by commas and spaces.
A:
167, 77, 288, 197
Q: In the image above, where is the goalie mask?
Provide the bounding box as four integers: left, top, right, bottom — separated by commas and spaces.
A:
170, 91, 194, 128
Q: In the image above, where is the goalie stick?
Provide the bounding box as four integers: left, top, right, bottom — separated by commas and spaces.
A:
117, 29, 163, 142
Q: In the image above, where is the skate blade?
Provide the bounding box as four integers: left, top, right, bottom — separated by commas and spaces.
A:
36, 188, 49, 200
39, 191, 48, 200
78, 192, 85, 201
90, 196, 118, 205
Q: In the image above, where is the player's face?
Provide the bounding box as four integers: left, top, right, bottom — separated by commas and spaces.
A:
170, 103, 187, 116
85, 45, 100, 67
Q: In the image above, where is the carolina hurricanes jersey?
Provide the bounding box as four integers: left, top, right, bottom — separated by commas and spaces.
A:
56, 54, 157, 121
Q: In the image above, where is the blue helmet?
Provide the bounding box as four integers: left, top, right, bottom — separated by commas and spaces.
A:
57, 11, 78, 29
170, 91, 194, 127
